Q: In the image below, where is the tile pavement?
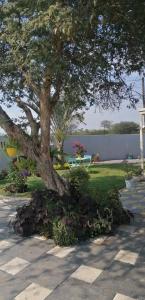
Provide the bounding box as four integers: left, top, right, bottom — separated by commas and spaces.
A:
0, 185, 145, 300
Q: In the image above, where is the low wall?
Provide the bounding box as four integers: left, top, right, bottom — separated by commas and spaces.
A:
64, 134, 143, 161
0, 134, 144, 169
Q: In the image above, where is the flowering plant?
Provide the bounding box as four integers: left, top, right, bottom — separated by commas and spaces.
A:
73, 141, 86, 157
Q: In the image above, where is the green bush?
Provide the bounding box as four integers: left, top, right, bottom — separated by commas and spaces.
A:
16, 158, 37, 175
12, 187, 131, 245
90, 217, 112, 237
98, 189, 130, 225
133, 167, 143, 176
53, 219, 78, 246
53, 163, 70, 170
68, 166, 90, 194
6, 170, 27, 193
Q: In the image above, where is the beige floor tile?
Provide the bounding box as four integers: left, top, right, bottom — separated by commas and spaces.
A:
47, 246, 75, 258
0, 240, 14, 251
34, 235, 47, 241
113, 293, 136, 300
0, 257, 30, 275
92, 236, 107, 245
70, 265, 102, 283
15, 283, 52, 300
1, 205, 11, 210
114, 250, 138, 265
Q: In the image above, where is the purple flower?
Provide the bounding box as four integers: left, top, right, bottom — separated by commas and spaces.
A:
19, 169, 29, 177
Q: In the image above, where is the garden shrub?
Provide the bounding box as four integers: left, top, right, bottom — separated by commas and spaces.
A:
98, 189, 131, 225
16, 158, 37, 175
53, 219, 78, 246
54, 163, 70, 170
12, 189, 61, 236
5, 170, 28, 193
12, 187, 131, 245
68, 166, 90, 194
133, 167, 143, 177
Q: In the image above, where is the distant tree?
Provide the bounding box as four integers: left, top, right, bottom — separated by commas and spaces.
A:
101, 120, 112, 134
72, 129, 109, 135
111, 122, 139, 134
101, 120, 112, 131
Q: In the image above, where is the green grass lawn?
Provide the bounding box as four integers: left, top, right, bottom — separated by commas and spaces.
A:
0, 163, 139, 198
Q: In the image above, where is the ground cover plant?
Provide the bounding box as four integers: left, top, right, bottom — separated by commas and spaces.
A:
11, 165, 133, 245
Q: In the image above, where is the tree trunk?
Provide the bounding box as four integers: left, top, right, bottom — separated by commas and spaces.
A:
37, 157, 68, 195
0, 104, 69, 196
56, 140, 65, 165
39, 93, 69, 195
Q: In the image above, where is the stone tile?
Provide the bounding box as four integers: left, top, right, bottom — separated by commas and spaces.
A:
0, 239, 14, 251
9, 212, 17, 217
0, 205, 11, 210
113, 293, 136, 300
47, 278, 112, 300
15, 283, 52, 300
70, 265, 102, 283
114, 250, 138, 265
94, 265, 145, 299
118, 226, 136, 234
92, 236, 107, 245
47, 246, 76, 258
19, 254, 78, 290
0, 257, 30, 275
0, 271, 31, 300
34, 235, 47, 241
5, 237, 54, 261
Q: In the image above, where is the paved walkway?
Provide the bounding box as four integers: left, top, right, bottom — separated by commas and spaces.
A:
0, 184, 145, 300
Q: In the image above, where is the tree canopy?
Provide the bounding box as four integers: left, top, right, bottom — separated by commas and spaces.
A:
0, 0, 145, 194
111, 121, 139, 134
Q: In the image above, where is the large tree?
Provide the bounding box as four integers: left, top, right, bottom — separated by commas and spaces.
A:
0, 0, 142, 195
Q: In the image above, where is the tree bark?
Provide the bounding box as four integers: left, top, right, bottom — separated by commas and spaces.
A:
39, 92, 68, 195
56, 140, 65, 164
37, 158, 68, 195
0, 105, 69, 196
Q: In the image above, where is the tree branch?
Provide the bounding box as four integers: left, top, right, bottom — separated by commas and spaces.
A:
0, 105, 40, 158
16, 98, 40, 137
51, 78, 62, 106
22, 71, 41, 98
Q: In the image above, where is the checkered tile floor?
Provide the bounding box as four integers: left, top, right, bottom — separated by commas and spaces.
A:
0, 184, 145, 300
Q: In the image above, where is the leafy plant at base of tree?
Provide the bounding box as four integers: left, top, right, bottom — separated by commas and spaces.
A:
67, 166, 90, 195
98, 189, 131, 226
5, 170, 28, 193
53, 219, 78, 246
12, 186, 131, 245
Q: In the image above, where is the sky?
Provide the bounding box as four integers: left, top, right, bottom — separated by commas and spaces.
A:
82, 73, 142, 129
0, 73, 143, 134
